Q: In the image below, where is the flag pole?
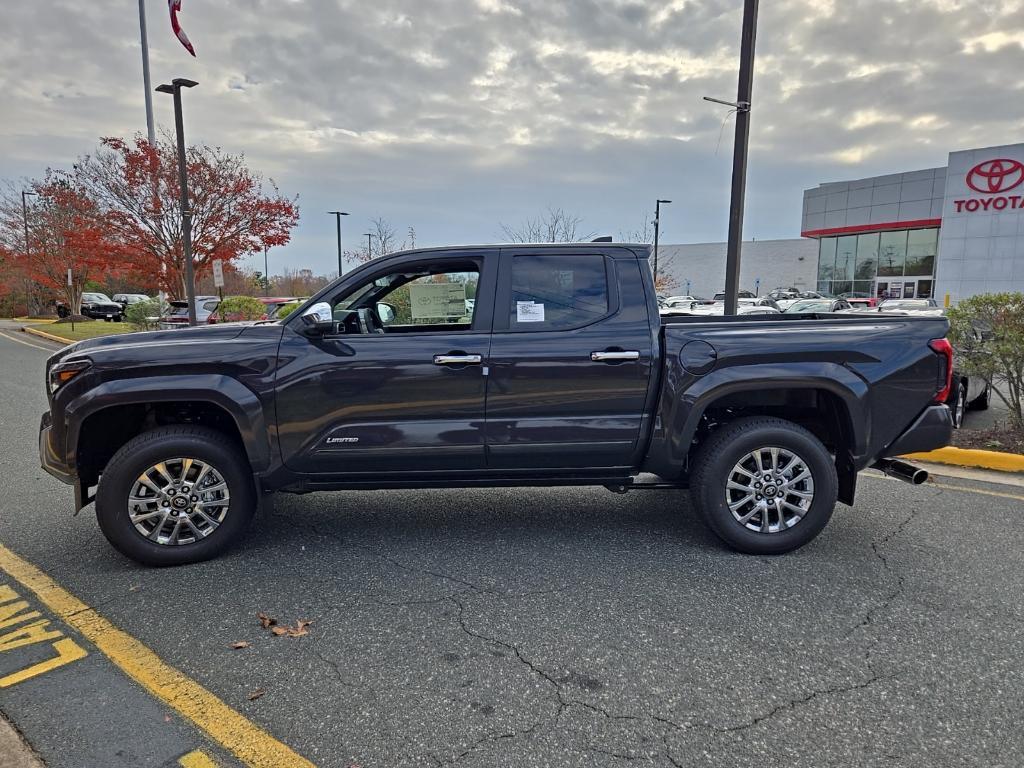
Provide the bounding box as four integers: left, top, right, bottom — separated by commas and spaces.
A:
138, 0, 156, 145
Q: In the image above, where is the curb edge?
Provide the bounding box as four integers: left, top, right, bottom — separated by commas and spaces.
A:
902, 446, 1024, 474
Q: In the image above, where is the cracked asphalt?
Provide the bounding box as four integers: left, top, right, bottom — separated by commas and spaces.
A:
2, 323, 1024, 767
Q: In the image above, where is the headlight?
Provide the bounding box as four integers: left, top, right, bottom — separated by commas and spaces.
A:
48, 359, 91, 393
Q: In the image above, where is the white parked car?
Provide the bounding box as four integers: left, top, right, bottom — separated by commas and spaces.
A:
877, 299, 944, 316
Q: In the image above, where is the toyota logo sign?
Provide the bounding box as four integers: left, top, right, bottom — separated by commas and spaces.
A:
966, 158, 1024, 194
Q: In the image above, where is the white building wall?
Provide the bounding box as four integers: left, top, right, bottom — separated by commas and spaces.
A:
935, 143, 1024, 302
801, 167, 946, 235
656, 238, 818, 298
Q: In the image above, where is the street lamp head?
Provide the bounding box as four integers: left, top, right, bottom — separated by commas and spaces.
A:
156, 79, 199, 94
327, 211, 350, 216
657, 199, 673, 204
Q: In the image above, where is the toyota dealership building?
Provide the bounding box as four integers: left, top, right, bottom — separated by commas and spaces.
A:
800, 142, 1024, 303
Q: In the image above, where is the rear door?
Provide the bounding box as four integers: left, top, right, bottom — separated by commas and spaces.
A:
484, 248, 655, 470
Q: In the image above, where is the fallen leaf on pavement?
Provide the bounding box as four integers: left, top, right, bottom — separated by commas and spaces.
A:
257, 612, 277, 629
248, 688, 265, 701
230, 641, 251, 649
270, 626, 289, 636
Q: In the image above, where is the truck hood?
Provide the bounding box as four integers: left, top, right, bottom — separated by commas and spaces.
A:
64, 324, 249, 357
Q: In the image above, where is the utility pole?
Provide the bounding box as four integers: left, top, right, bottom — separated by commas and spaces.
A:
653, 199, 672, 287
156, 78, 199, 325
719, 0, 759, 315
328, 211, 349, 277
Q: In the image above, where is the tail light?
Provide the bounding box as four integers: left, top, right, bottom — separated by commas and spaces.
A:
928, 338, 953, 403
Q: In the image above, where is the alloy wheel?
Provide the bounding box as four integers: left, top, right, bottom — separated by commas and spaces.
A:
127, 457, 230, 545
725, 447, 815, 534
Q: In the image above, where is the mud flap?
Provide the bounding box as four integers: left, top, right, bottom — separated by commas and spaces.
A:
836, 451, 856, 506
74, 479, 95, 514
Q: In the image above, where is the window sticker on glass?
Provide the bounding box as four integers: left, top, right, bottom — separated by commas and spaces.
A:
516, 301, 545, 322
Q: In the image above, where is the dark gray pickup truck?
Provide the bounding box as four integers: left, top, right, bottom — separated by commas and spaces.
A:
40, 243, 953, 566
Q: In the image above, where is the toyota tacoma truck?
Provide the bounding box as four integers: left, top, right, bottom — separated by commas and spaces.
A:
39, 243, 952, 566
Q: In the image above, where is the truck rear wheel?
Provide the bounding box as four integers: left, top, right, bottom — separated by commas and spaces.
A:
95, 426, 256, 566
690, 417, 838, 555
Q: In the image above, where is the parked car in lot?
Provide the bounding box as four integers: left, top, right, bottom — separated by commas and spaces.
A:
712, 290, 757, 301
80, 292, 124, 321
838, 292, 878, 308
663, 294, 710, 308
112, 293, 152, 309
877, 299, 944, 316
158, 296, 220, 329
774, 291, 833, 311
945, 325, 992, 429
41, 242, 952, 566
782, 298, 853, 314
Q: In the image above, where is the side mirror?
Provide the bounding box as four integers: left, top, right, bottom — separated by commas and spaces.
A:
300, 301, 336, 335
376, 302, 396, 325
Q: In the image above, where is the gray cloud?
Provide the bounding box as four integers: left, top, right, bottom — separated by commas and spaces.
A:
2, 0, 1023, 274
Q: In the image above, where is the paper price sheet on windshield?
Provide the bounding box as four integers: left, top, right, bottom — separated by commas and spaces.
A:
516, 301, 545, 322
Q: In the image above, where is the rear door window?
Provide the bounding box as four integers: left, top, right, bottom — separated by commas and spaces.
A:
508, 255, 609, 331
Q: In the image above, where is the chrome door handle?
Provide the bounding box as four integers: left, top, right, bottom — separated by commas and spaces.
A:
591, 350, 640, 361
433, 354, 483, 365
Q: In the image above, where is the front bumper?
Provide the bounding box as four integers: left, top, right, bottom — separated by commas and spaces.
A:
882, 404, 953, 458
39, 411, 76, 485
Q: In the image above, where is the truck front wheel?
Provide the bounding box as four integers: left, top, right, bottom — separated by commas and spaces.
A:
690, 417, 838, 555
95, 426, 256, 566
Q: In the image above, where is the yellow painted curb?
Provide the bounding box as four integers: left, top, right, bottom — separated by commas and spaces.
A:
903, 446, 1024, 474
22, 326, 74, 345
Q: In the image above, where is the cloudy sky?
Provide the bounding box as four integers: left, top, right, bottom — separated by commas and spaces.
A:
3, 0, 1022, 275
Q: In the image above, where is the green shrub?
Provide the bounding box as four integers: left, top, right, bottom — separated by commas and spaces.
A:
275, 301, 301, 320
125, 298, 163, 331
216, 295, 266, 322
948, 292, 1024, 429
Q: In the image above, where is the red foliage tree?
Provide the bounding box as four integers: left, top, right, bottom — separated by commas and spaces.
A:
0, 177, 123, 315
72, 135, 299, 298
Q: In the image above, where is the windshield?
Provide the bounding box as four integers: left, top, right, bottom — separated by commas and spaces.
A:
83, 293, 113, 303
784, 300, 832, 313
167, 303, 190, 317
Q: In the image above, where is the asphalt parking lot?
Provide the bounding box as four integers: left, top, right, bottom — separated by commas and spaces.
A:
1, 322, 1023, 767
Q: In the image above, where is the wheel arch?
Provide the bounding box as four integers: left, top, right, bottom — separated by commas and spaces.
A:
67, 375, 271, 487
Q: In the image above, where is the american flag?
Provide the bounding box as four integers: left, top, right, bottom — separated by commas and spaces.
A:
168, 0, 196, 57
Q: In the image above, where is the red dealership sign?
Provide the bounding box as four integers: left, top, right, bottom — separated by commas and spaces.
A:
953, 158, 1024, 212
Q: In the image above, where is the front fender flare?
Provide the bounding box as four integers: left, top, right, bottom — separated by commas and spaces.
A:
64, 374, 271, 473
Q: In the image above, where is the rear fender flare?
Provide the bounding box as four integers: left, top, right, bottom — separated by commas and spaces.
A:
656, 363, 869, 471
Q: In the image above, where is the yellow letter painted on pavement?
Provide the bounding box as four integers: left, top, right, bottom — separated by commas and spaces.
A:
0, 637, 87, 688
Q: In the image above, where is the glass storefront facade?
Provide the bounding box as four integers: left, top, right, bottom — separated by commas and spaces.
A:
816, 227, 938, 299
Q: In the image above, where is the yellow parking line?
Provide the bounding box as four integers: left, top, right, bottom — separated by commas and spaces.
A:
0, 544, 316, 768
930, 482, 1024, 503
0, 331, 52, 353
179, 750, 219, 768
863, 472, 1024, 502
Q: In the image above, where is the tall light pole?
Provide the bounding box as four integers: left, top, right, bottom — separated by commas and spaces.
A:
138, 0, 156, 145
21, 191, 36, 258
263, 244, 270, 296
653, 199, 672, 287
327, 211, 349, 277
711, 0, 759, 315
363, 232, 374, 260
156, 78, 199, 325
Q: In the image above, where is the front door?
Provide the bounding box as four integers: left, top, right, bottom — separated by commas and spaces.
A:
484, 248, 655, 470
275, 251, 496, 475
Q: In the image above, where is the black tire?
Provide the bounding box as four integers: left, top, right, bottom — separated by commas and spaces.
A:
689, 417, 838, 555
969, 384, 990, 411
95, 426, 256, 566
948, 381, 968, 429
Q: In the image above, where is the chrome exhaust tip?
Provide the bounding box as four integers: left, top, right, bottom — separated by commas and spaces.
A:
872, 459, 928, 485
